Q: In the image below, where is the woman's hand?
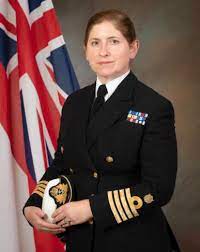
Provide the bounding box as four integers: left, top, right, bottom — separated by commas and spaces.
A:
24, 206, 65, 234
52, 199, 93, 227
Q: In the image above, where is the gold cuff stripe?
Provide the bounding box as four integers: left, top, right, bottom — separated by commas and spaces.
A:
38, 180, 48, 185
107, 191, 122, 224
119, 189, 133, 219
33, 188, 44, 194
125, 188, 139, 217
132, 195, 143, 210
36, 188, 45, 193
113, 190, 128, 221
38, 180, 48, 183
33, 186, 45, 194
37, 184, 46, 189
35, 185, 45, 191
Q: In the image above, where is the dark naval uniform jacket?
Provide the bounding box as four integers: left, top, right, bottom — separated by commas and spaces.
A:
24, 72, 180, 252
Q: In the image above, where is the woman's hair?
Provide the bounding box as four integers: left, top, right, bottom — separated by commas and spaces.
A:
84, 9, 136, 46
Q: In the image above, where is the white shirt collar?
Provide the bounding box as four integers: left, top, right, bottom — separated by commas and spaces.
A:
95, 70, 130, 101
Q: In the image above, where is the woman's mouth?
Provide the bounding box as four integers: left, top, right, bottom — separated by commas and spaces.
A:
98, 61, 114, 65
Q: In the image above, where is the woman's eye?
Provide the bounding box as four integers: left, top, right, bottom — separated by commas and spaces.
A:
110, 39, 119, 44
91, 41, 99, 46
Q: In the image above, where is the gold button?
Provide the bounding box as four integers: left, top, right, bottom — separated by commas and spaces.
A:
106, 156, 114, 163
69, 168, 74, 174
88, 219, 94, 225
144, 194, 154, 204
93, 172, 98, 178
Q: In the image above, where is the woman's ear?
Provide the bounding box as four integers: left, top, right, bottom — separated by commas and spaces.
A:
129, 39, 139, 60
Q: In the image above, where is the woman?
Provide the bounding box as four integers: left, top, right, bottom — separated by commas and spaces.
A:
24, 9, 180, 252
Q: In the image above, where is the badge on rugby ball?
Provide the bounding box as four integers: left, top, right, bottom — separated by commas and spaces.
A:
42, 175, 72, 223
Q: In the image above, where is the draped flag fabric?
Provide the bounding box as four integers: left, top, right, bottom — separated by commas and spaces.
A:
0, 0, 79, 251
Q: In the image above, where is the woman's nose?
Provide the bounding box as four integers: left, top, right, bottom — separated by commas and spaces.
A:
99, 44, 110, 56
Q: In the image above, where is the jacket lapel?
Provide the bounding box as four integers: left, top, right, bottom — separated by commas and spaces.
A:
77, 84, 95, 131
69, 84, 95, 169
86, 72, 137, 150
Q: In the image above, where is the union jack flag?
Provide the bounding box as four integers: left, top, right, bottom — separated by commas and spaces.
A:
0, 0, 79, 251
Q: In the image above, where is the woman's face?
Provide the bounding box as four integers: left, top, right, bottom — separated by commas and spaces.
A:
85, 21, 139, 83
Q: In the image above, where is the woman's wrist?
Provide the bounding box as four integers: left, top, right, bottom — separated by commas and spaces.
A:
84, 199, 93, 219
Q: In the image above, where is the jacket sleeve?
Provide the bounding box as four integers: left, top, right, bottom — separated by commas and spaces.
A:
89, 100, 177, 230
23, 95, 72, 210
22, 95, 75, 242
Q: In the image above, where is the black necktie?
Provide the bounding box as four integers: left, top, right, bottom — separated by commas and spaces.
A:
90, 84, 108, 118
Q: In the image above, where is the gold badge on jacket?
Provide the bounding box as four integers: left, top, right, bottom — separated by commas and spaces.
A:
49, 175, 72, 206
